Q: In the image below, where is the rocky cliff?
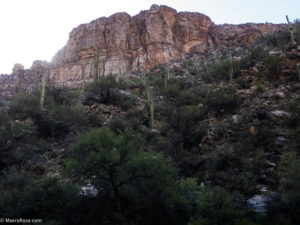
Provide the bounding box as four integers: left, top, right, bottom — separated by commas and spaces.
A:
0, 4, 285, 97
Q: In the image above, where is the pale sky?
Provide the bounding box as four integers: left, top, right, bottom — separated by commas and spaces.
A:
0, 0, 299, 74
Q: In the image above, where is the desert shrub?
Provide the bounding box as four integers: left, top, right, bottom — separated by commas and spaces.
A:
160, 83, 181, 99
201, 58, 241, 83
45, 86, 80, 106
158, 77, 191, 99
236, 78, 251, 89
261, 55, 286, 78
0, 121, 49, 172
176, 91, 201, 106
84, 77, 134, 109
0, 176, 80, 224
166, 105, 208, 149
247, 46, 267, 63
66, 127, 203, 225
237, 46, 266, 71
0, 113, 11, 128
8, 94, 40, 119
189, 186, 247, 225
184, 58, 202, 76
33, 105, 99, 138
84, 76, 121, 103
125, 108, 148, 129
204, 88, 241, 115
268, 151, 300, 224
254, 85, 265, 94
259, 30, 290, 48
282, 98, 300, 128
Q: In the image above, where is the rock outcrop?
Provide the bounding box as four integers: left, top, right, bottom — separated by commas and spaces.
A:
0, 4, 285, 97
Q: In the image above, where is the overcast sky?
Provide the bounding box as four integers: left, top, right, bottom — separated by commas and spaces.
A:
0, 0, 299, 74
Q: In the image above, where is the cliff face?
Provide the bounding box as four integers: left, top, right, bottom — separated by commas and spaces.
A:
50, 5, 215, 84
0, 5, 285, 97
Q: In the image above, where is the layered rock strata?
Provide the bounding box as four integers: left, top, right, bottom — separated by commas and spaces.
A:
0, 5, 285, 97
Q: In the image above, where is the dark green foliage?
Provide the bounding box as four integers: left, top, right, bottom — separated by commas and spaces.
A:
9, 94, 40, 119
84, 76, 134, 110
0, 176, 80, 224
8, 87, 101, 138
66, 127, 203, 225
268, 151, 300, 224
282, 98, 300, 128
125, 108, 148, 129
260, 30, 291, 48
204, 88, 241, 115
189, 187, 248, 225
261, 55, 286, 78
176, 91, 201, 106
159, 77, 192, 99
32, 105, 100, 138
45, 86, 80, 106
259, 20, 300, 48
166, 105, 208, 149
203, 60, 235, 83
238, 46, 267, 70
0, 119, 49, 172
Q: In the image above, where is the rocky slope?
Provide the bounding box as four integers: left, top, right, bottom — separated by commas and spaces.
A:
0, 4, 285, 97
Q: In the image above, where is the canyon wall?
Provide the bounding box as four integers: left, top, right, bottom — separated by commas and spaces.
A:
0, 5, 285, 97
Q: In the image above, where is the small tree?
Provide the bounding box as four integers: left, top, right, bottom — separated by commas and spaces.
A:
66, 127, 185, 224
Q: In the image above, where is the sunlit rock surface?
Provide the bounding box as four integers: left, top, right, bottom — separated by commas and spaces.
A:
0, 4, 284, 97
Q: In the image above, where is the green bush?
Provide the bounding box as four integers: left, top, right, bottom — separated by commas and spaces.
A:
9, 94, 40, 119
268, 151, 300, 224
176, 91, 201, 106
204, 60, 233, 83
84, 77, 134, 109
201, 57, 244, 83
189, 187, 247, 225
45, 86, 80, 106
282, 98, 300, 128
66, 127, 203, 225
261, 55, 286, 78
0, 176, 80, 224
238, 46, 266, 70
259, 30, 290, 48
205, 88, 241, 115
33, 105, 99, 138
0, 121, 49, 172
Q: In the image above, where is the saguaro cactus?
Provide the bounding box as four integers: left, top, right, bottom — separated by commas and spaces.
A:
40, 74, 46, 108
297, 64, 300, 81
286, 15, 296, 45
147, 87, 155, 128
164, 68, 171, 88
229, 50, 234, 83
93, 48, 101, 80
78, 82, 85, 105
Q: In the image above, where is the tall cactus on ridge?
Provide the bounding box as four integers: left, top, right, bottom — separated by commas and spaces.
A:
297, 64, 300, 81
40, 74, 46, 109
164, 67, 171, 88
229, 50, 234, 83
147, 87, 155, 128
286, 15, 296, 45
93, 48, 101, 80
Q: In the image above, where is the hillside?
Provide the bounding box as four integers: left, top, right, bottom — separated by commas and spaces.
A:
0, 5, 300, 225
